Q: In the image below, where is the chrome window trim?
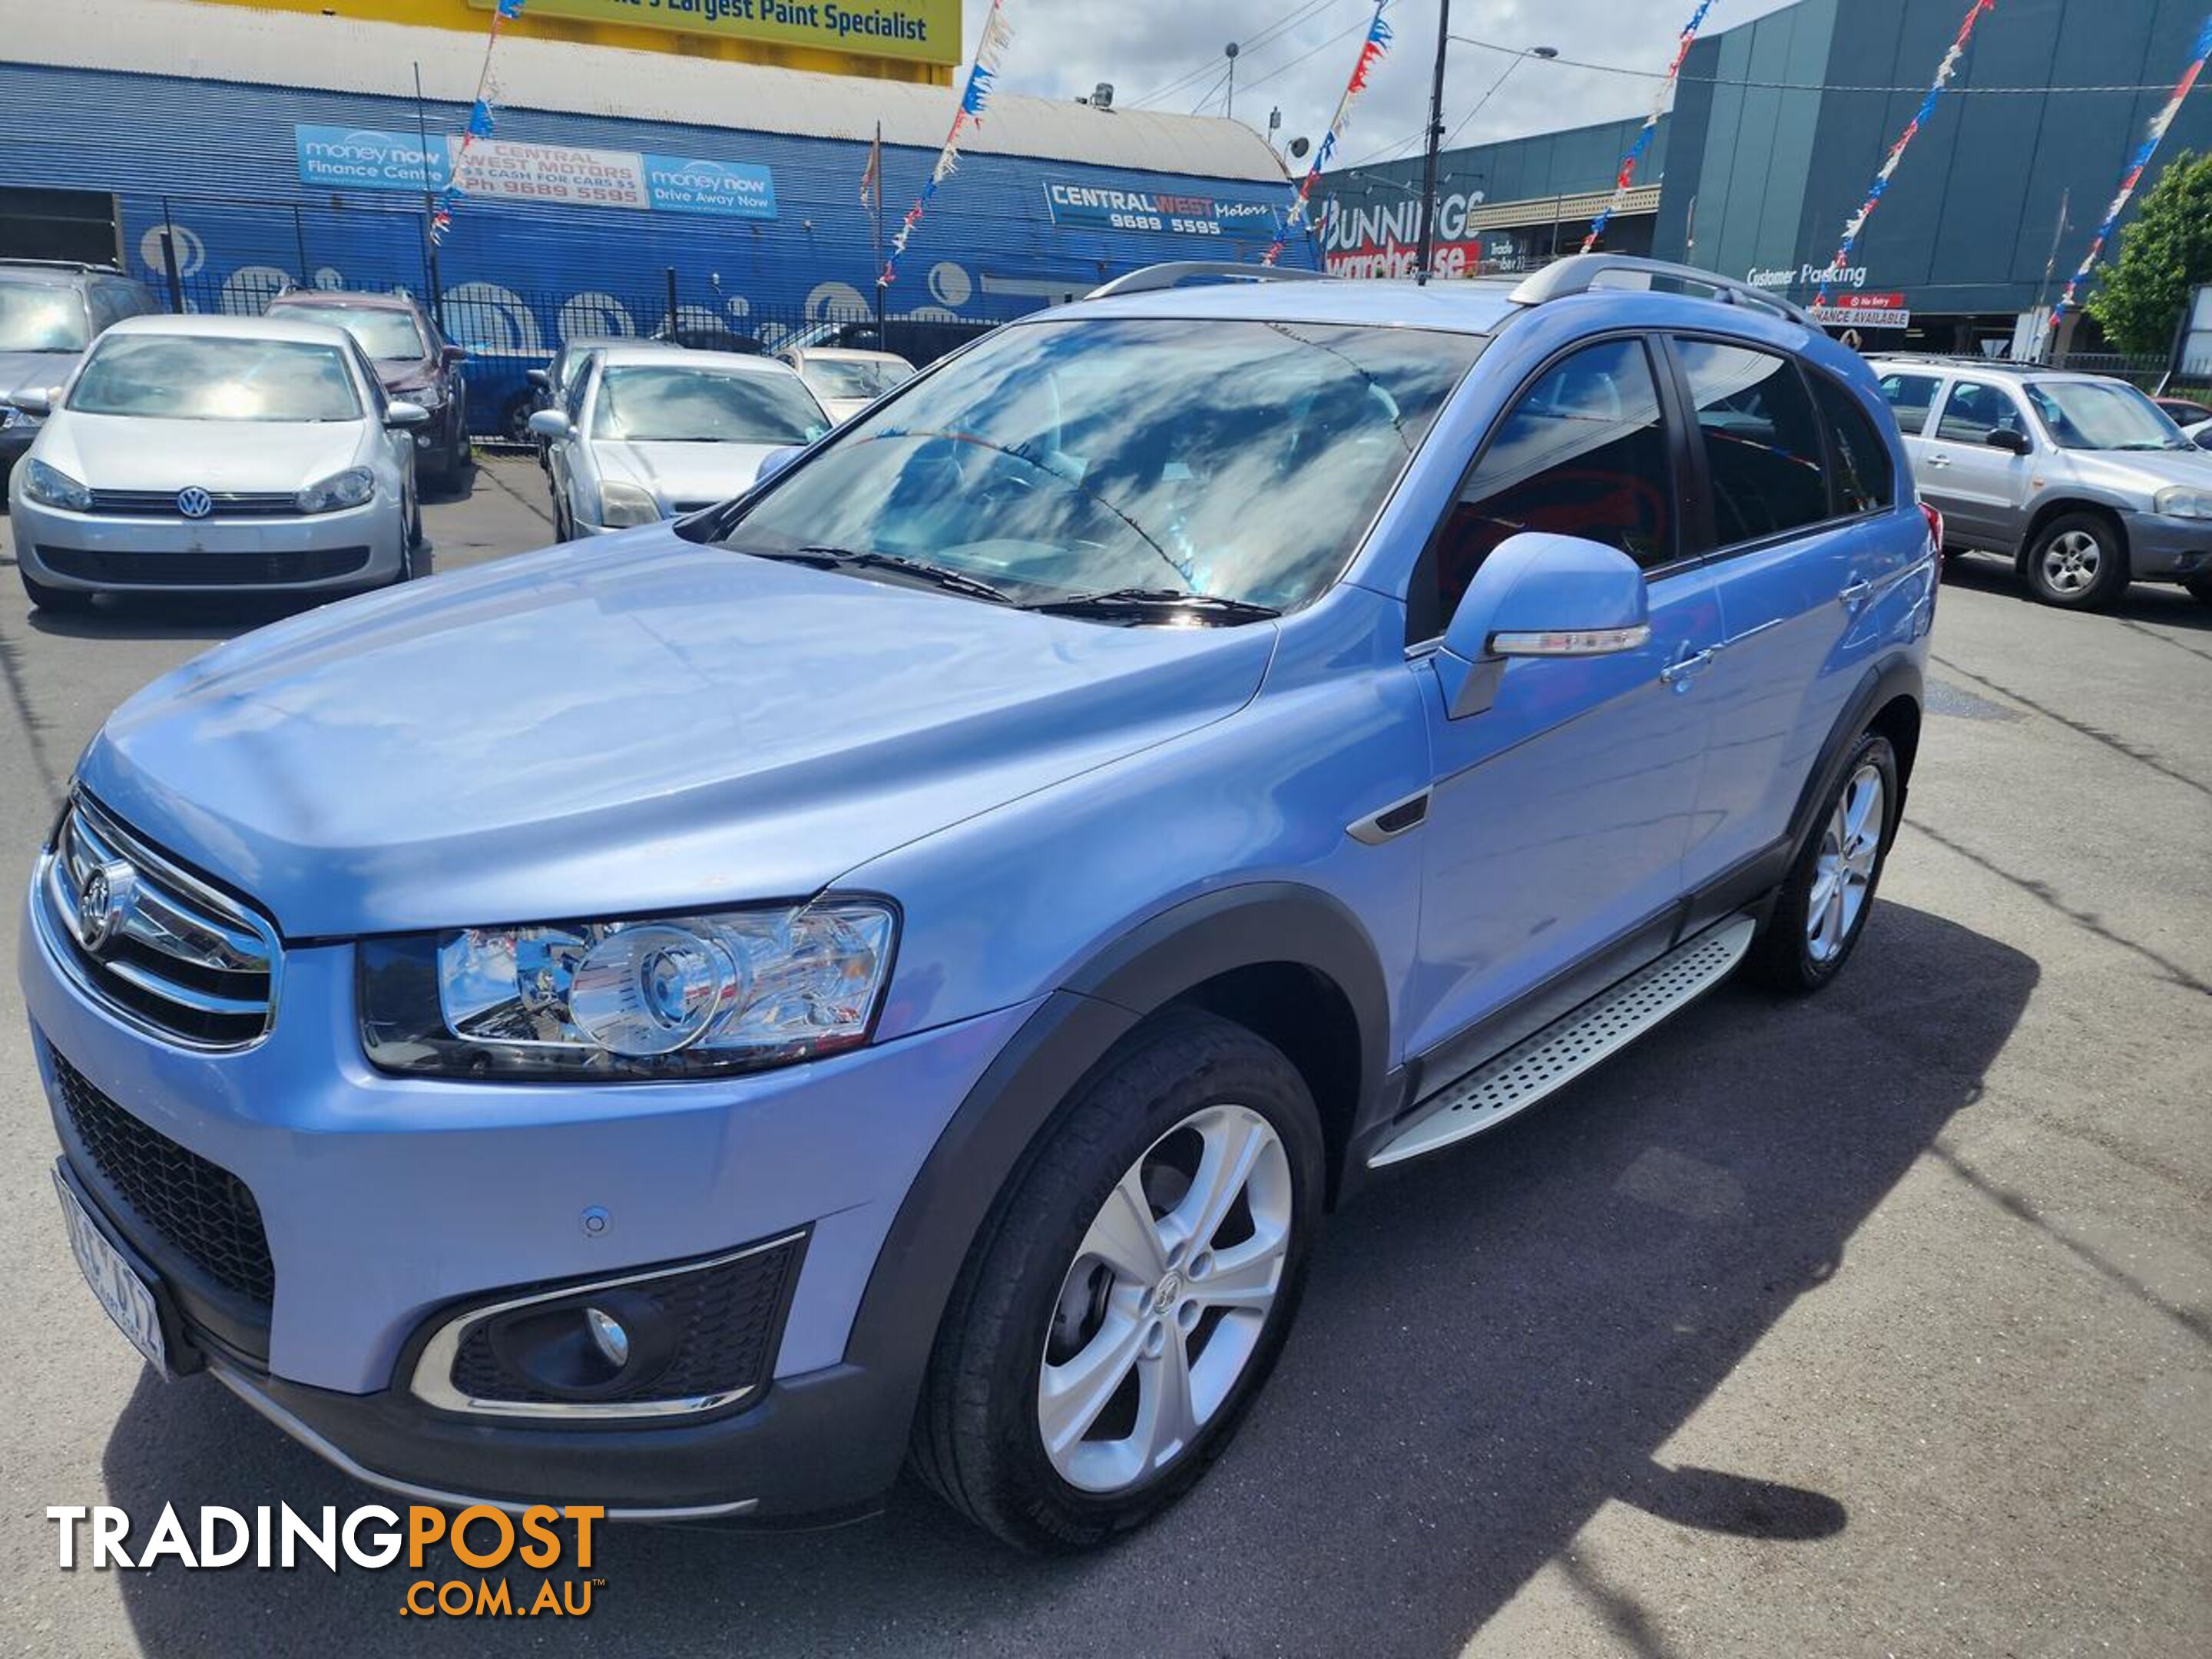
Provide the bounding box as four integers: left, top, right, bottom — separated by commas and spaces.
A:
409, 1230, 808, 1422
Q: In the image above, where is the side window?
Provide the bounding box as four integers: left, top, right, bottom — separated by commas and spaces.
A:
123, 281, 163, 319
84, 285, 125, 336
1676, 340, 1829, 545
563, 361, 594, 426
1428, 337, 1676, 629
1810, 374, 1896, 515
1877, 373, 1941, 432
1936, 381, 2025, 444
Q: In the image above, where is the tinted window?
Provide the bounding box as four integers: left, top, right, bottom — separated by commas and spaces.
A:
69, 334, 362, 422
1811, 375, 1896, 515
1429, 338, 1674, 625
591, 366, 829, 444
1936, 381, 2027, 444
1678, 341, 1828, 544
1877, 373, 1942, 431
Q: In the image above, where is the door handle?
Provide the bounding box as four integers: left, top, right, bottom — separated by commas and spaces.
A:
1925, 453, 1951, 468
1659, 648, 1715, 686
1839, 578, 1874, 613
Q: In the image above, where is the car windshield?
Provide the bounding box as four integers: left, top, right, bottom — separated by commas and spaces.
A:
278, 303, 426, 361
68, 334, 363, 422
591, 365, 829, 443
2025, 380, 2190, 451
0, 283, 90, 353
715, 316, 1482, 613
803, 356, 915, 400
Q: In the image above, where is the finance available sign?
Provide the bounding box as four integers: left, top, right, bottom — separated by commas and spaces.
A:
467, 0, 959, 67
1807, 292, 1911, 329
294, 127, 776, 219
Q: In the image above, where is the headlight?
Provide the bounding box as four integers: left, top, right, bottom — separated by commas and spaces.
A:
296, 466, 376, 515
2154, 485, 2212, 520
594, 480, 662, 528
22, 459, 92, 512
358, 899, 898, 1080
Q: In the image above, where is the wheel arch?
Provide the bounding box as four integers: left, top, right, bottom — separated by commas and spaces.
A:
1783, 654, 1924, 869
2015, 497, 2129, 573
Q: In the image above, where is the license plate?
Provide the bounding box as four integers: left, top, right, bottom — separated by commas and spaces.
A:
54, 1167, 168, 1376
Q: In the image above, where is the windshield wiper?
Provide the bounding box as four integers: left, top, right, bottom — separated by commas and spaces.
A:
1024, 588, 1280, 624
740, 544, 1015, 605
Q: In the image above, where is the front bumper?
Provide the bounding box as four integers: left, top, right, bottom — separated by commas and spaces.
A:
22, 890, 1035, 1516
2121, 510, 2212, 579
10, 495, 403, 592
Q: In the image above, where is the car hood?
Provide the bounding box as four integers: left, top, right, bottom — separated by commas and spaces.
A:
78, 531, 1276, 936
2065, 445, 2212, 494
592, 439, 782, 508
820, 397, 873, 424
0, 347, 78, 401
36, 413, 366, 492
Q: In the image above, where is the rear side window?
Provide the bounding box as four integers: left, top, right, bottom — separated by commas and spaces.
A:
1877, 373, 1941, 432
1810, 376, 1896, 515
1936, 381, 2026, 444
1428, 337, 1677, 628
1677, 340, 1828, 545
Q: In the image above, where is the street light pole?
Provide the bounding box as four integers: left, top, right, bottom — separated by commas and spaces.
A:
1413, 0, 1452, 285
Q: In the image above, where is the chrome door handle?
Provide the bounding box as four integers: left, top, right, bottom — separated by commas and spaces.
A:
1659, 648, 1715, 685
1925, 453, 1951, 468
1839, 579, 1873, 612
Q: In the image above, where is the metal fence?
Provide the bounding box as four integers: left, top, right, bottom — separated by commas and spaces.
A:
2046, 348, 2211, 397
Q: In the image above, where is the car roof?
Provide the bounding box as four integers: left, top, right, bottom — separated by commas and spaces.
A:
100, 312, 363, 349
1864, 355, 2115, 386
268, 290, 424, 314
592, 343, 794, 373
0, 261, 109, 288
792, 346, 912, 366
1053, 276, 1524, 336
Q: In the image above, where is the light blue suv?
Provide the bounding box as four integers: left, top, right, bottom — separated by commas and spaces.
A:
24, 256, 1937, 1551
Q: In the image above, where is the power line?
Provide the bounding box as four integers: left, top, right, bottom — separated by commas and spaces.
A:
1125, 0, 1349, 108
1187, 62, 1235, 116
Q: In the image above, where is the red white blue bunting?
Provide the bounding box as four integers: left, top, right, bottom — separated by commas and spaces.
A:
879, 0, 1015, 289
1263, 0, 1393, 268
1583, 0, 1720, 254
431, 0, 528, 243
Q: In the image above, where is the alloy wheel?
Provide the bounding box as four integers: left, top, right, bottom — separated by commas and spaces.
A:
1038, 1103, 1293, 1494
1807, 763, 1883, 963
2041, 528, 2101, 595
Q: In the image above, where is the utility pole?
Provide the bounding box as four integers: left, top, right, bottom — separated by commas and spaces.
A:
1224, 42, 1240, 122
1413, 0, 1451, 284
2032, 187, 2071, 363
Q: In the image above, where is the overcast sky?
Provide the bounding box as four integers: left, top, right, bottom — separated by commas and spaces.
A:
985, 0, 1799, 171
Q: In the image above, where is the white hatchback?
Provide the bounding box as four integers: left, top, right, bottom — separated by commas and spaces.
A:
8, 313, 426, 614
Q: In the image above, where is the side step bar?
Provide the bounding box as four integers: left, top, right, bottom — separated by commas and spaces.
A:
1369, 914, 1757, 1170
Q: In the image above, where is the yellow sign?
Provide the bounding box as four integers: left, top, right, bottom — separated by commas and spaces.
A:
472, 0, 960, 66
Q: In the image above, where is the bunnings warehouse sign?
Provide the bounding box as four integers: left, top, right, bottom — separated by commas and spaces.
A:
468, 0, 959, 66
294, 127, 777, 218
1044, 181, 1279, 238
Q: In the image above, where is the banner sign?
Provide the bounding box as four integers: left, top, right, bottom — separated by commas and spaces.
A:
1044, 182, 1276, 238
294, 127, 776, 218
467, 0, 961, 67
1809, 292, 1911, 329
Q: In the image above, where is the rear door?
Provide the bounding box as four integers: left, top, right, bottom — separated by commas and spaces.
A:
1875, 367, 1945, 498
1922, 379, 2037, 548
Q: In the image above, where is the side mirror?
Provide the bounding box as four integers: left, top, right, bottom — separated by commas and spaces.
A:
441, 343, 468, 366
1435, 532, 1650, 720
1985, 427, 2032, 456
525, 368, 551, 390
2194, 431, 2212, 452
386, 400, 430, 429
9, 387, 54, 418
753, 444, 806, 485
526, 409, 571, 440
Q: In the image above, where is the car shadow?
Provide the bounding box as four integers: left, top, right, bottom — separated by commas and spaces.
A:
99, 900, 2035, 1657
21, 585, 399, 641
1942, 548, 2212, 632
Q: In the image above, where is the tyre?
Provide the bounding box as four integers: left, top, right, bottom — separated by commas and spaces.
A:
2184, 577, 2212, 608
1748, 732, 1899, 994
2025, 512, 2128, 608
21, 571, 94, 615
913, 1009, 1324, 1552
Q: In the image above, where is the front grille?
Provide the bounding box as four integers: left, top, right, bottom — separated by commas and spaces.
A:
447, 1236, 803, 1409
35, 793, 280, 1048
86, 488, 302, 518
36, 547, 371, 587
50, 1048, 275, 1307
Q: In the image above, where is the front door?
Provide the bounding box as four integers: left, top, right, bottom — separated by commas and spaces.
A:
1404, 336, 1724, 1059
1922, 379, 2038, 548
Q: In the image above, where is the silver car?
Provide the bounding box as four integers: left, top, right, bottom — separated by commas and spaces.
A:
1870, 355, 2212, 609
530, 344, 830, 538
8, 313, 426, 614
777, 346, 917, 425
0, 260, 164, 475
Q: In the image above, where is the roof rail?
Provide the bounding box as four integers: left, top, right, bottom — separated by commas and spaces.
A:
1508, 255, 1815, 326
1085, 261, 1330, 300
0, 257, 123, 274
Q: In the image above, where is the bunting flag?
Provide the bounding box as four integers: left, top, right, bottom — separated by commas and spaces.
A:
1583, 1, 1720, 253
2049, 12, 2212, 331
879, 0, 1014, 288
1813, 0, 1995, 305
430, 0, 529, 243
1263, 0, 1393, 267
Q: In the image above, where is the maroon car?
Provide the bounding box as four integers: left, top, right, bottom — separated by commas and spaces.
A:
266, 289, 470, 488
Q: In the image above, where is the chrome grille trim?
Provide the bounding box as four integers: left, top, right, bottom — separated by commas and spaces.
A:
85, 488, 301, 518
33, 793, 282, 1051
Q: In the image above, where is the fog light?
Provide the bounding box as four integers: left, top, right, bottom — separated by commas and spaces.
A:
584, 1306, 630, 1367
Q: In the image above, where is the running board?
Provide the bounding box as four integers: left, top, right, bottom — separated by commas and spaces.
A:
1369, 914, 1757, 1170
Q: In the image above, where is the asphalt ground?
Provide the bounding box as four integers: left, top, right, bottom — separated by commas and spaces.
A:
1, 460, 2207, 1657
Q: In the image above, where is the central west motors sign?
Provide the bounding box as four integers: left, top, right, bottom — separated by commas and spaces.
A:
295, 127, 776, 219
468, 0, 959, 66
1044, 181, 1279, 238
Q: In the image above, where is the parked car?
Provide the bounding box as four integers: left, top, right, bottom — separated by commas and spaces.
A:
25, 257, 1935, 1551
8, 313, 426, 611
0, 260, 162, 475
2153, 396, 2212, 429
265, 289, 470, 490
777, 346, 916, 423
531, 343, 830, 537
520, 334, 628, 468
1871, 355, 2212, 608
